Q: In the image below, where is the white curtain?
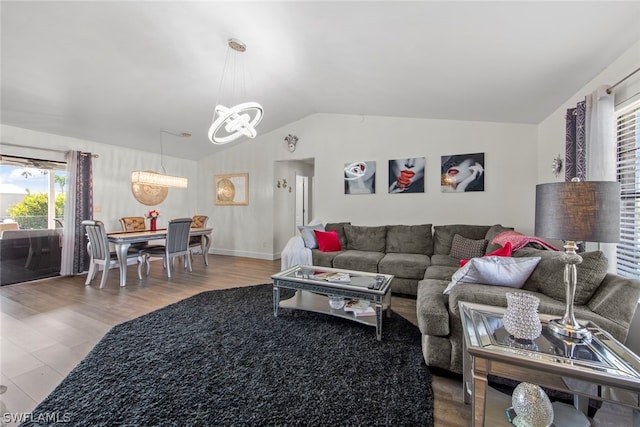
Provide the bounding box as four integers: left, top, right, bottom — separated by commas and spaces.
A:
60, 151, 78, 275
585, 84, 617, 271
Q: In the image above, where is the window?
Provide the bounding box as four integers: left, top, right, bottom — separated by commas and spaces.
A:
616, 101, 640, 279
0, 155, 67, 229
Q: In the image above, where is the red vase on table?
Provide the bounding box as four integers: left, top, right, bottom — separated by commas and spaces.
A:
150, 218, 157, 231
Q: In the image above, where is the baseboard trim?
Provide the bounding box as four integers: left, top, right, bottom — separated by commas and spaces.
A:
209, 249, 281, 261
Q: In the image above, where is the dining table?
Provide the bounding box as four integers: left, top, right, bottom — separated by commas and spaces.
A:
107, 227, 213, 287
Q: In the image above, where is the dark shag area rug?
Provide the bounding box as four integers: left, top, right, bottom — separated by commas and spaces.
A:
22, 284, 434, 426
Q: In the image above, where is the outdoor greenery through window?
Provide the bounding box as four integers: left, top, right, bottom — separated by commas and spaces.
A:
0, 155, 67, 229
616, 101, 640, 280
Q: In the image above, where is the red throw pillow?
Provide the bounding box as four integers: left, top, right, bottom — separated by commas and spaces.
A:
314, 229, 342, 252
459, 241, 513, 267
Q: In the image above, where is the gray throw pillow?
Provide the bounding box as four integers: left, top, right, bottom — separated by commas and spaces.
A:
297, 224, 325, 249
449, 234, 488, 260
514, 248, 608, 304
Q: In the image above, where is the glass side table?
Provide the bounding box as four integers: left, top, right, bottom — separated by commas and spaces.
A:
459, 301, 640, 426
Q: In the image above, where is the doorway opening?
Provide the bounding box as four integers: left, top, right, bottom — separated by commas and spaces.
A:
274, 158, 315, 258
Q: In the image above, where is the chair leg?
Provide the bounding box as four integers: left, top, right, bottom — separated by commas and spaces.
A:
137, 254, 147, 280
185, 252, 192, 272
145, 255, 151, 276
85, 262, 96, 285
99, 265, 109, 288
166, 255, 172, 278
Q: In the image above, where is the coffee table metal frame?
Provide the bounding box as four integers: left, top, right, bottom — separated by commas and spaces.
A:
459, 301, 640, 426
271, 265, 393, 341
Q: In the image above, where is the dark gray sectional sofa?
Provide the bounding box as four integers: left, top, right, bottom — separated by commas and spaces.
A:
306, 222, 640, 375
310, 222, 512, 296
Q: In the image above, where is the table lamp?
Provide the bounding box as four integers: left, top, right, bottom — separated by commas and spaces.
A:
534, 180, 620, 340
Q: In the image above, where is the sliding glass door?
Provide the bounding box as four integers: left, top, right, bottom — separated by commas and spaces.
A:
0, 155, 67, 285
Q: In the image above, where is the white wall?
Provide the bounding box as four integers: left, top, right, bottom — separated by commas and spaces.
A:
0, 125, 199, 232
197, 113, 538, 258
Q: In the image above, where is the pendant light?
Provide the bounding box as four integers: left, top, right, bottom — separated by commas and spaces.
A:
208, 38, 263, 145
131, 131, 190, 188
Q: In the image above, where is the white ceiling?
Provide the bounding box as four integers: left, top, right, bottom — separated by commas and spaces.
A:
2, 1, 639, 160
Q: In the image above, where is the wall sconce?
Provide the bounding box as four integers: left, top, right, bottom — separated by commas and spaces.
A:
285, 134, 299, 152
276, 179, 292, 192
552, 155, 563, 177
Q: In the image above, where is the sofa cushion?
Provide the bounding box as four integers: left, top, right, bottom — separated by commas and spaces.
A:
297, 224, 325, 248
588, 273, 640, 341
417, 279, 450, 336
332, 250, 384, 273
430, 254, 460, 268
344, 225, 387, 252
449, 234, 488, 260
314, 230, 342, 252
311, 249, 343, 268
378, 253, 430, 280
423, 264, 459, 281
385, 224, 433, 255
514, 248, 608, 305
484, 224, 515, 253
433, 224, 492, 255
325, 222, 350, 249
443, 256, 541, 295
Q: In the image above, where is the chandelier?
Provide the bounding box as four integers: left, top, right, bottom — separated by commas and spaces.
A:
208, 38, 263, 145
131, 131, 190, 188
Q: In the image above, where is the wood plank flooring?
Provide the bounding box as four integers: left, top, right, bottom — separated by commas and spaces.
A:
0, 256, 628, 426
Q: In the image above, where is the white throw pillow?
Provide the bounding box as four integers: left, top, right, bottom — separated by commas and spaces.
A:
443, 256, 541, 295
297, 224, 325, 249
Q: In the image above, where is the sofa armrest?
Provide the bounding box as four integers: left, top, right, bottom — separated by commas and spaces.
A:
280, 236, 312, 270
588, 273, 640, 341
416, 279, 450, 336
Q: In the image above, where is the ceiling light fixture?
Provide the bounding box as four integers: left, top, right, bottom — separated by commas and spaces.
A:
208, 38, 263, 145
131, 130, 190, 188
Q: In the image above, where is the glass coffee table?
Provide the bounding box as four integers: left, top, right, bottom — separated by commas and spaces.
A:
459, 301, 640, 426
271, 265, 393, 340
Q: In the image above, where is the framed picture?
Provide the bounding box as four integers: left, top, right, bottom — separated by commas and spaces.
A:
344, 161, 376, 194
214, 173, 249, 205
388, 157, 425, 193
441, 153, 484, 192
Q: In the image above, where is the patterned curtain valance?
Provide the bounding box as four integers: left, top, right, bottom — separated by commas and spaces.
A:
565, 100, 586, 182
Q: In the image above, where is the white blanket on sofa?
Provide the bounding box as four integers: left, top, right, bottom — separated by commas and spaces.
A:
280, 236, 312, 270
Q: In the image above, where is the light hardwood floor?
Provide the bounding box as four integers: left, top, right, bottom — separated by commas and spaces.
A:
0, 256, 627, 426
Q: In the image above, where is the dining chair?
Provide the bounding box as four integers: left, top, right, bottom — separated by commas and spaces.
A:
189, 215, 209, 265
119, 216, 149, 252
141, 217, 193, 278
82, 220, 146, 288
119, 216, 146, 231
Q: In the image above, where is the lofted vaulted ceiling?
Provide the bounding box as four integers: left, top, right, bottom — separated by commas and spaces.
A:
1, 1, 639, 160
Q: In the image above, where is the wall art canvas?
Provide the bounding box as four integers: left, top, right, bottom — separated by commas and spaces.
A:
214, 173, 249, 205
388, 157, 425, 193
344, 161, 376, 194
441, 153, 484, 192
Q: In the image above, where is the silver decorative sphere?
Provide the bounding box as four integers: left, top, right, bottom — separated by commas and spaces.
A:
511, 382, 554, 427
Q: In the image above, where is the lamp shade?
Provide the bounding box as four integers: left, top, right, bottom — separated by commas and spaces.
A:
535, 181, 620, 243
131, 171, 188, 189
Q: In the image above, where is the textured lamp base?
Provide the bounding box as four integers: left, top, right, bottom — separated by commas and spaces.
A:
548, 319, 592, 341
